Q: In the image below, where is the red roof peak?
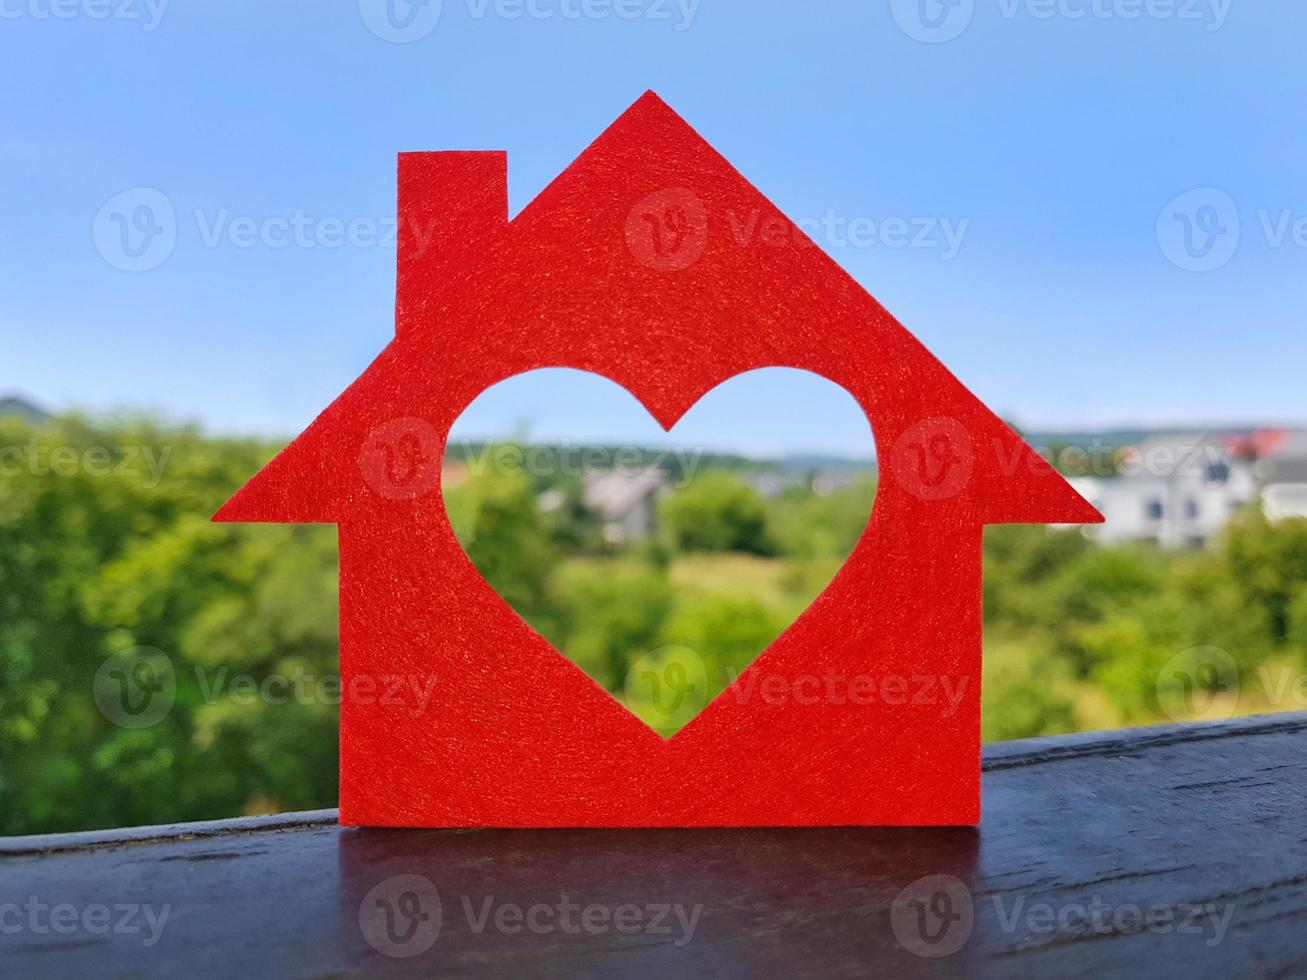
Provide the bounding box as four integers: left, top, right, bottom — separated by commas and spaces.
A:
215, 94, 1100, 530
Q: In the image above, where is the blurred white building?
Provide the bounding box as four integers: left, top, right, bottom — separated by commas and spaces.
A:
1259, 430, 1307, 517
1068, 429, 1307, 549
581, 465, 670, 545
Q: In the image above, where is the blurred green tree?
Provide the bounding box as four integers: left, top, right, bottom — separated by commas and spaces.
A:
658, 472, 773, 555
6, 412, 1307, 834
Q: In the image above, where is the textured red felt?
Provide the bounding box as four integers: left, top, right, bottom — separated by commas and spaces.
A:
214, 92, 1101, 827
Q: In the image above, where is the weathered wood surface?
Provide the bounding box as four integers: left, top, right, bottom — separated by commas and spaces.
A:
4, 712, 1307, 978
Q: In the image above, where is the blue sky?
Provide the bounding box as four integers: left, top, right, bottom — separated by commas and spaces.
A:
2, 1, 1305, 457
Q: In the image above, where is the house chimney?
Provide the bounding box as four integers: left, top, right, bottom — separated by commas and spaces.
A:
395, 150, 508, 337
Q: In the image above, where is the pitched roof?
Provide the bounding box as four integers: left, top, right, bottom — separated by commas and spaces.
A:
584, 466, 668, 522
216, 92, 1098, 529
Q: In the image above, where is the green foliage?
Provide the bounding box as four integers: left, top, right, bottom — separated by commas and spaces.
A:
982, 512, 1307, 730
767, 476, 876, 559
1289, 588, 1307, 655
981, 637, 1080, 742
658, 472, 773, 554
539, 476, 605, 554
1224, 508, 1307, 642
658, 592, 788, 681
0, 416, 339, 834
551, 559, 673, 690
6, 413, 1307, 835
443, 461, 557, 635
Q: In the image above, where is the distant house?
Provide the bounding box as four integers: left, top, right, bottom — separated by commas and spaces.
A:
1252, 429, 1307, 522
0, 394, 49, 424
1069, 429, 1307, 548
581, 465, 669, 545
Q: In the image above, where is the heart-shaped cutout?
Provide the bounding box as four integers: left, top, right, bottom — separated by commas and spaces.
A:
443, 368, 877, 736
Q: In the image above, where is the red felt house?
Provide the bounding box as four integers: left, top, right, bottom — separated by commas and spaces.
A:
216, 92, 1100, 827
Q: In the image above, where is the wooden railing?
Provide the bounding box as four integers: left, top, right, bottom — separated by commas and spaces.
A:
3, 712, 1306, 978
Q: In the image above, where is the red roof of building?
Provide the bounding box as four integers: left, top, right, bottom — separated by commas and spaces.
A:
216, 92, 1099, 529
